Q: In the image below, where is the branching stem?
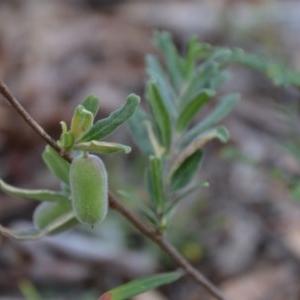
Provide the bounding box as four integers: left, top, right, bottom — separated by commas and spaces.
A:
0, 79, 228, 300
109, 194, 228, 300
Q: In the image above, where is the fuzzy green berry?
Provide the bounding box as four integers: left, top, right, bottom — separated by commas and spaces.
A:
70, 154, 108, 225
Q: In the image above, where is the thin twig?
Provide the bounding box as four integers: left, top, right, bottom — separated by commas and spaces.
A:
0, 80, 72, 163
0, 79, 228, 300
109, 194, 228, 300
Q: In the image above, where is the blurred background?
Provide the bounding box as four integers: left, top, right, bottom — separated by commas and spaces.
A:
1, 0, 300, 299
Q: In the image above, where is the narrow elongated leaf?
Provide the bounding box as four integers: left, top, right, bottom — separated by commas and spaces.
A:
80, 94, 140, 142
181, 94, 239, 146
147, 156, 164, 213
184, 37, 212, 79
177, 126, 230, 169
146, 55, 177, 117
0, 211, 75, 240
144, 121, 165, 157
0, 179, 68, 202
127, 107, 154, 155
19, 280, 41, 300
181, 48, 232, 103
42, 145, 71, 184
98, 270, 183, 300
82, 95, 100, 116
153, 31, 183, 91
146, 81, 172, 152
75, 141, 131, 154
169, 150, 204, 191
177, 89, 215, 132
180, 61, 219, 103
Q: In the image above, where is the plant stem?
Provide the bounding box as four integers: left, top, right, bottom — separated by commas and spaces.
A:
0, 80, 72, 163
109, 194, 228, 300
0, 79, 228, 300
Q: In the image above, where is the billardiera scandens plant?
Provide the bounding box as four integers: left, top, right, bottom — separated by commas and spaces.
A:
0, 93, 140, 239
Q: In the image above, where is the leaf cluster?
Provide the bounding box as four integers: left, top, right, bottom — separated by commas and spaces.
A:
0, 94, 140, 239
126, 31, 239, 230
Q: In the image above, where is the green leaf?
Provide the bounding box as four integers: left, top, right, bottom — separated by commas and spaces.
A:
71, 105, 94, 140
212, 47, 232, 64
127, 107, 154, 155
184, 37, 212, 79
0, 211, 75, 240
80, 94, 140, 142
146, 156, 164, 213
146, 55, 177, 117
98, 270, 183, 300
177, 126, 230, 171
74, 141, 131, 154
177, 89, 215, 132
33, 201, 78, 234
181, 94, 239, 146
153, 31, 183, 91
146, 81, 172, 152
169, 150, 204, 191
144, 121, 165, 157
181, 47, 232, 103
180, 61, 219, 103
58, 121, 75, 151
0, 179, 69, 202
19, 280, 41, 300
42, 145, 71, 184
82, 95, 100, 116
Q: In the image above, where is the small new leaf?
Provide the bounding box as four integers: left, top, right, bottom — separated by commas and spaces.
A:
71, 105, 94, 140
57, 121, 75, 151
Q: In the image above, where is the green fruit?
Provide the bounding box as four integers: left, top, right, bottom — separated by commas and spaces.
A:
33, 201, 78, 234
70, 154, 108, 225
